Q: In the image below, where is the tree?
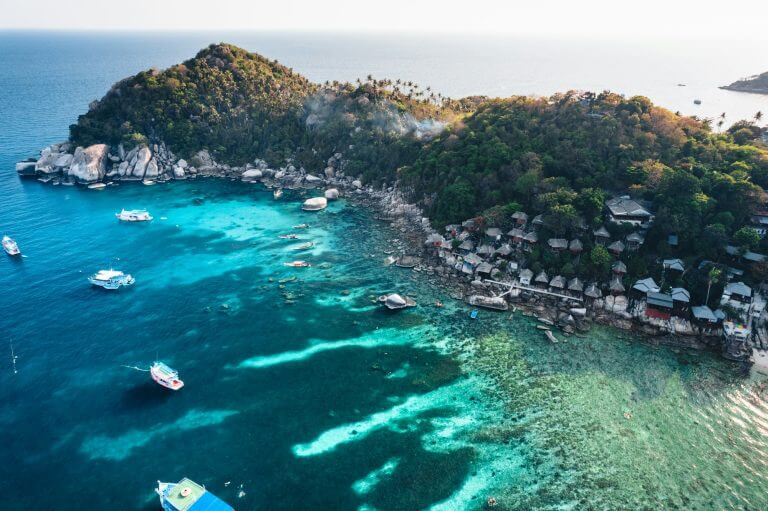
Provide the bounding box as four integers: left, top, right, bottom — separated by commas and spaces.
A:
705, 266, 722, 306
734, 226, 760, 250
590, 245, 611, 275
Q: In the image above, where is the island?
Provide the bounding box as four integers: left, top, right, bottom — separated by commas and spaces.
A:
721, 71, 768, 94
18, 43, 768, 363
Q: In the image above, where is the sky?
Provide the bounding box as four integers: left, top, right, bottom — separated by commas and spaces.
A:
2, 0, 768, 39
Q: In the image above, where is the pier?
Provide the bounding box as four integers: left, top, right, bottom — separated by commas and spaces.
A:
484, 279, 583, 302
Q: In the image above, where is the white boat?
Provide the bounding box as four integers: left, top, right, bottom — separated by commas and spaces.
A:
2, 235, 20, 256
291, 242, 315, 250
88, 269, 135, 290
116, 209, 153, 222
279, 234, 299, 240
293, 223, 310, 229
302, 197, 327, 211
273, 189, 283, 199
87, 182, 107, 190
142, 179, 156, 186
150, 361, 184, 390
283, 260, 311, 268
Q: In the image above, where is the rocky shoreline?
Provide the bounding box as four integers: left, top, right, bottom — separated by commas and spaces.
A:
18, 140, 726, 356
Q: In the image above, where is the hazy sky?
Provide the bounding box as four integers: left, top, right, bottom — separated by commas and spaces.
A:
2, 0, 767, 38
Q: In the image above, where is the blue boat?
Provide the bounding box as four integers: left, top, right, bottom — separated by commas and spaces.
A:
470, 309, 479, 319
156, 478, 234, 511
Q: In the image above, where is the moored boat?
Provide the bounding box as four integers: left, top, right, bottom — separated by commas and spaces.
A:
279, 234, 299, 240
88, 269, 135, 289
290, 242, 315, 250
284, 260, 311, 268
116, 209, 153, 222
156, 478, 233, 511
87, 182, 107, 190
150, 361, 184, 391
2, 235, 21, 256
292, 223, 309, 229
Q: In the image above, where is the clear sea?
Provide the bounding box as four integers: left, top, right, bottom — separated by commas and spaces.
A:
1, 31, 768, 511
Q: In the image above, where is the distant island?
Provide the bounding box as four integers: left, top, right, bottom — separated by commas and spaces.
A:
721, 71, 768, 94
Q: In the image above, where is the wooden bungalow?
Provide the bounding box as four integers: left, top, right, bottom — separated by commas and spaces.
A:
606, 197, 653, 227
568, 277, 584, 294
458, 240, 474, 254
485, 227, 503, 241
662, 258, 684, 273
593, 226, 610, 246
691, 305, 719, 327
626, 232, 645, 251
607, 240, 625, 256
549, 275, 566, 290
519, 268, 534, 286
476, 244, 494, 257
523, 231, 538, 251
585, 282, 603, 299
534, 271, 549, 288
609, 277, 626, 295
569, 239, 583, 254
611, 260, 627, 275
531, 214, 545, 230
476, 262, 494, 278
512, 211, 529, 226
547, 238, 568, 252
494, 244, 512, 258
508, 228, 525, 245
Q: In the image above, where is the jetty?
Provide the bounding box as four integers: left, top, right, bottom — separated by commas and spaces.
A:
484, 279, 583, 302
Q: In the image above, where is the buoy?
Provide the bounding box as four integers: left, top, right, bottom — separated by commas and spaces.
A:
181, 487, 192, 497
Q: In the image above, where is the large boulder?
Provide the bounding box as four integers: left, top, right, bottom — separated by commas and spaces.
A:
68, 144, 109, 183
53, 153, 73, 169
324, 188, 340, 200
131, 145, 152, 178
144, 158, 160, 178
242, 169, 262, 180
172, 165, 185, 179
176, 158, 188, 169
191, 150, 215, 170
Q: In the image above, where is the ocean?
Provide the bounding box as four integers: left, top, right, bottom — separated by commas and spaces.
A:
1, 31, 768, 511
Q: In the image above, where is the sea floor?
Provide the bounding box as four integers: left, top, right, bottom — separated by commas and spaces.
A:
0, 180, 766, 510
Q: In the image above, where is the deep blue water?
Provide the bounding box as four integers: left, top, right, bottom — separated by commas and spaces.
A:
2, 32, 768, 511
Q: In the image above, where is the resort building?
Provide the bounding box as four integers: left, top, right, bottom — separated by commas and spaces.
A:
605, 196, 653, 226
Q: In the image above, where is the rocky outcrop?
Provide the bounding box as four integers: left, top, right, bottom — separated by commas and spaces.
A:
68, 144, 109, 182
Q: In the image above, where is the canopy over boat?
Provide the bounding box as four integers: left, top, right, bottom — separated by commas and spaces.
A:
151, 362, 184, 390
157, 478, 233, 511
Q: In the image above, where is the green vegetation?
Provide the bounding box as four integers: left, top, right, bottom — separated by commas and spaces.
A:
71, 44, 768, 288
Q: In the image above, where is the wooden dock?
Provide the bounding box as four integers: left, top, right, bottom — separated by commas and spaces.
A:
484, 279, 583, 302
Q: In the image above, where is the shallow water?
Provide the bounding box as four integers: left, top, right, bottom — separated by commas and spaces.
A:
1, 32, 768, 511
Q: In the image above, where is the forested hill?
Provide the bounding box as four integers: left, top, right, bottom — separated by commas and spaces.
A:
68, 43, 768, 260
70, 43, 317, 163
721, 71, 768, 94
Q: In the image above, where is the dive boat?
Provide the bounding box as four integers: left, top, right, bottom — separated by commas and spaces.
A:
156, 478, 233, 511
273, 188, 283, 199
291, 242, 315, 250
88, 269, 135, 290
150, 361, 184, 390
279, 234, 299, 240
284, 260, 311, 268
116, 209, 153, 222
2, 235, 21, 256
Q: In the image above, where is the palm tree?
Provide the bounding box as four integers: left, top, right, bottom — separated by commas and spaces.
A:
706, 266, 722, 305
755, 111, 763, 125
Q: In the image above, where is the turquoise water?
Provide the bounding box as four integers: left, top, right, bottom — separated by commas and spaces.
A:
2, 32, 768, 511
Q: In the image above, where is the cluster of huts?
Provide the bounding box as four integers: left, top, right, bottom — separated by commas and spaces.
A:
422, 196, 765, 355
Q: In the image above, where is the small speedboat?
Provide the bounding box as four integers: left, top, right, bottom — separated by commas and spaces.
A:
292, 223, 310, 230
87, 182, 107, 190
150, 361, 184, 391
470, 309, 479, 319
116, 209, 153, 222
279, 234, 299, 240
693, 99, 702, 105
291, 242, 315, 250
156, 478, 233, 511
284, 260, 311, 268
2, 235, 20, 256
273, 188, 283, 199
88, 269, 135, 290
